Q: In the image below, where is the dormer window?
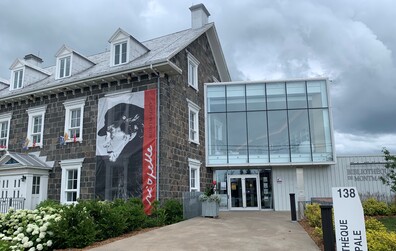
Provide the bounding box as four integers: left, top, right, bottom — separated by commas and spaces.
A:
55, 45, 94, 80
114, 41, 128, 65
12, 69, 24, 90
58, 56, 71, 78
109, 28, 149, 67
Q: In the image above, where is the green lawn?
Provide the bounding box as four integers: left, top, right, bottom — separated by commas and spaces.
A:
378, 217, 396, 232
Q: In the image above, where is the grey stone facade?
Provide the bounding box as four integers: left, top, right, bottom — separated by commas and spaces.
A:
0, 32, 220, 203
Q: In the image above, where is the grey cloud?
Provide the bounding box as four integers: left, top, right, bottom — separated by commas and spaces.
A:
1, 0, 396, 153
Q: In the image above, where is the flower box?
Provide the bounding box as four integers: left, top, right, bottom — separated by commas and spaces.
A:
201, 200, 219, 217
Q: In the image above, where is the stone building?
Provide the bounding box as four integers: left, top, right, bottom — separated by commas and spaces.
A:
0, 4, 230, 212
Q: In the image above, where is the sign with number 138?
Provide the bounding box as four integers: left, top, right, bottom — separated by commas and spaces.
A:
332, 187, 367, 251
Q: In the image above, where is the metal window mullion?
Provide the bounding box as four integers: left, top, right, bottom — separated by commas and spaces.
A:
265, 83, 270, 163
285, 82, 292, 162
225, 86, 229, 164
305, 81, 313, 161
244, 84, 250, 163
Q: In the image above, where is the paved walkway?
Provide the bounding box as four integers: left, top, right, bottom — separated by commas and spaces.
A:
90, 211, 319, 251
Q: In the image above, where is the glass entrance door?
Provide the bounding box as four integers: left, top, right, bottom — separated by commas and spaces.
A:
228, 175, 260, 210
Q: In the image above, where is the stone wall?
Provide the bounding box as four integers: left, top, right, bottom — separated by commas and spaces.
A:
3, 78, 158, 201
1, 32, 221, 203
159, 33, 220, 200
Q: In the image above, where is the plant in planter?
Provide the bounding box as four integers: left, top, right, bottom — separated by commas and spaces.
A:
199, 181, 221, 217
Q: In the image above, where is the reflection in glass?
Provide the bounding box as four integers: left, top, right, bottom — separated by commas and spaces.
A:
207, 86, 226, 112
227, 85, 246, 112
307, 80, 328, 108
230, 178, 243, 208
227, 112, 247, 163
207, 113, 227, 164
267, 82, 286, 110
245, 178, 258, 207
268, 110, 290, 162
288, 110, 311, 162
206, 80, 333, 165
287, 82, 307, 109
247, 111, 269, 163
309, 109, 333, 161
247, 84, 266, 110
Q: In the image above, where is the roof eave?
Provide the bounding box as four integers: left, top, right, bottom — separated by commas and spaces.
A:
0, 61, 181, 105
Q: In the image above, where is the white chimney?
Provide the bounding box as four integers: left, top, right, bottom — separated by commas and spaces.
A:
189, 3, 210, 29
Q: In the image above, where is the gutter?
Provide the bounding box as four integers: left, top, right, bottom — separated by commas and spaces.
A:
0, 61, 181, 105
150, 64, 161, 202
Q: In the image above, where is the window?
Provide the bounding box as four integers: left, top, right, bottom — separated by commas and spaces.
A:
32, 176, 40, 195
12, 69, 24, 90
187, 99, 200, 144
27, 106, 46, 148
60, 158, 84, 204
63, 98, 86, 142
58, 55, 71, 79
0, 113, 12, 150
188, 158, 201, 192
113, 41, 128, 66
187, 52, 199, 90
206, 80, 334, 165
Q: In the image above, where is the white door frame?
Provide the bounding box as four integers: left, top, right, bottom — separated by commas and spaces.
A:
227, 174, 260, 210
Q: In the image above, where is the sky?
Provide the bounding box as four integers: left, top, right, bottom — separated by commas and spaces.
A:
1, 0, 396, 155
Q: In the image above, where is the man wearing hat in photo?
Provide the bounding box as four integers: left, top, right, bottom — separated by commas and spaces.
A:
96, 102, 144, 200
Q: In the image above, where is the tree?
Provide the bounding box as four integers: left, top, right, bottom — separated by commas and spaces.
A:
380, 148, 396, 193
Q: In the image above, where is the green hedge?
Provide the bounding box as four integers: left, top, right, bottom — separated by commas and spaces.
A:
304, 199, 396, 251
363, 198, 390, 216
0, 198, 184, 250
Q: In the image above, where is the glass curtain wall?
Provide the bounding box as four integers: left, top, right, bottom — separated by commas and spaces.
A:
206, 79, 333, 165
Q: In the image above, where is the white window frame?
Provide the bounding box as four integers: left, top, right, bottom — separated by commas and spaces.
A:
187, 99, 200, 144
56, 54, 72, 79
60, 158, 84, 204
63, 98, 86, 143
188, 158, 201, 192
0, 112, 12, 151
11, 68, 24, 90
111, 40, 128, 66
27, 106, 46, 148
187, 52, 199, 90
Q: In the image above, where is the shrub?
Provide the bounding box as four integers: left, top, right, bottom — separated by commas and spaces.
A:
363, 198, 390, 216
36, 199, 63, 210
367, 230, 396, 251
51, 203, 96, 249
162, 199, 184, 225
388, 203, 396, 215
78, 200, 127, 241
0, 207, 59, 251
305, 203, 322, 228
0, 240, 11, 250
112, 198, 147, 232
365, 217, 387, 232
144, 201, 166, 227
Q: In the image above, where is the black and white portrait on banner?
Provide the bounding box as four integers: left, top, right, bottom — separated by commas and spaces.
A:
95, 92, 145, 200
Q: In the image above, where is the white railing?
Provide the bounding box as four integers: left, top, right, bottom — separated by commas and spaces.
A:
0, 197, 26, 214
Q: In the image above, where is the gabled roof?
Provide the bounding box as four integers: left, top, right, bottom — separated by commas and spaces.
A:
9, 58, 51, 76
0, 151, 54, 170
0, 23, 230, 103
0, 78, 9, 90
108, 28, 150, 53
55, 44, 95, 64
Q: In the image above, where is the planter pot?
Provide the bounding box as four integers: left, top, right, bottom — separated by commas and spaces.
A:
201, 201, 219, 217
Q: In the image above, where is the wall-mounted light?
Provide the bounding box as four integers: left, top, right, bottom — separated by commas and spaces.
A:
21, 175, 26, 182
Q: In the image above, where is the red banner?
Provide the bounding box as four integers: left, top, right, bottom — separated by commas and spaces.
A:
142, 89, 157, 214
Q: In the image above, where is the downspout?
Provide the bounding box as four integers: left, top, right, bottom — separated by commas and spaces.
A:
150, 64, 160, 201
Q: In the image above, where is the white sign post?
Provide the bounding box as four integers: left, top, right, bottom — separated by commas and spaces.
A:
332, 187, 367, 251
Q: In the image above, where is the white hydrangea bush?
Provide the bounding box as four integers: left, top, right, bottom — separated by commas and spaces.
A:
0, 207, 61, 251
